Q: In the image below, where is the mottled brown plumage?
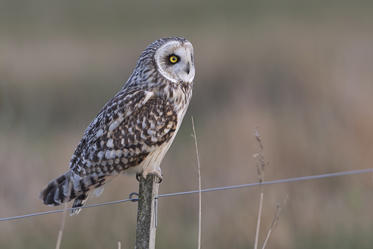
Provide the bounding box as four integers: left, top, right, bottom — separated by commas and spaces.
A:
40, 37, 195, 214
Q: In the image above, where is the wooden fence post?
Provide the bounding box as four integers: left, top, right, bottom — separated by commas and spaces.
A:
135, 175, 159, 249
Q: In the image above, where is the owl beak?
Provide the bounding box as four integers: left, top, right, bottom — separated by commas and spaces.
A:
185, 62, 190, 74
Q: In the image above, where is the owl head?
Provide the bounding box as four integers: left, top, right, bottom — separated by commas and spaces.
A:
133, 37, 195, 84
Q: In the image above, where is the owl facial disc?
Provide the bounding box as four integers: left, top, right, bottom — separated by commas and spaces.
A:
154, 40, 195, 83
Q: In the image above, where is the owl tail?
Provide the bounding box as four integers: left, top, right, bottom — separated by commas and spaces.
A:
40, 171, 100, 215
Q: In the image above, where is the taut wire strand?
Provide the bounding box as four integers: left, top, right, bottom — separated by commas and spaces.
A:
0, 168, 372, 222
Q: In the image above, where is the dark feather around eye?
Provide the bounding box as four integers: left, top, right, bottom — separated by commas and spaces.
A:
166, 54, 180, 65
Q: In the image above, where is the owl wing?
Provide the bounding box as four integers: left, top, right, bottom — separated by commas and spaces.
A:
70, 86, 178, 177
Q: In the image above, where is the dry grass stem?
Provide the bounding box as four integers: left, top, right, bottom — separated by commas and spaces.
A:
254, 191, 264, 249
261, 196, 288, 249
117, 241, 122, 249
253, 129, 268, 249
191, 116, 202, 249
55, 202, 68, 249
253, 129, 267, 183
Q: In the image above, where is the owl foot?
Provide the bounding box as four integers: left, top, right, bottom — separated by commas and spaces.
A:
150, 172, 163, 184
136, 173, 141, 182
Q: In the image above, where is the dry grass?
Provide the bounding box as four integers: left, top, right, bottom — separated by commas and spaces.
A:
191, 117, 202, 249
253, 130, 287, 249
253, 130, 267, 249
55, 203, 68, 249
261, 196, 288, 249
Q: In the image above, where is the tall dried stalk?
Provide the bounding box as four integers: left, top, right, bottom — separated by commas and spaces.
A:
252, 129, 286, 249
55, 202, 68, 249
253, 129, 267, 249
254, 191, 264, 249
261, 196, 287, 249
191, 116, 202, 249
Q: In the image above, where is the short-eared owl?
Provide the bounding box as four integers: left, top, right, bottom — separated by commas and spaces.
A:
41, 37, 195, 214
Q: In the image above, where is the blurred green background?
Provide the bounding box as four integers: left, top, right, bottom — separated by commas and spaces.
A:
1, 0, 373, 248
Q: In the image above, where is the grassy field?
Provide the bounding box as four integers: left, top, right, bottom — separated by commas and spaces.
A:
1, 1, 373, 248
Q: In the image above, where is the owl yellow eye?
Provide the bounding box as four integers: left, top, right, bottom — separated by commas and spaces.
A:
168, 54, 179, 64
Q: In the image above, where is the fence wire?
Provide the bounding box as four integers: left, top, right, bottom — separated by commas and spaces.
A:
0, 168, 372, 222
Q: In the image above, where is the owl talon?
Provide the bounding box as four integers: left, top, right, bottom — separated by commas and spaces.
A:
151, 173, 163, 183
153, 173, 163, 183
136, 173, 141, 182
